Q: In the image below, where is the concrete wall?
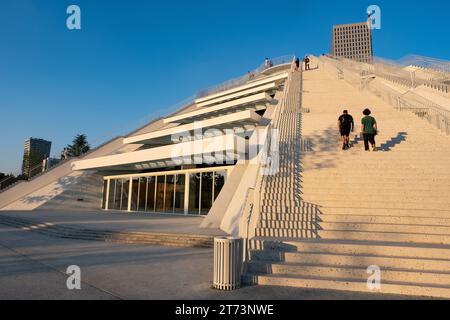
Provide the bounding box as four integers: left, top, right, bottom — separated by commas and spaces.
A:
199, 86, 282, 235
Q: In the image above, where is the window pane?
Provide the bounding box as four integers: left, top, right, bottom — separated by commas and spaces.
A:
155, 176, 165, 212
165, 175, 175, 213
108, 179, 116, 210
102, 180, 108, 209
130, 178, 139, 211
146, 176, 156, 212
188, 173, 200, 215
214, 171, 226, 200
121, 178, 130, 211
137, 177, 146, 212
114, 179, 122, 210
200, 172, 213, 215
174, 174, 185, 214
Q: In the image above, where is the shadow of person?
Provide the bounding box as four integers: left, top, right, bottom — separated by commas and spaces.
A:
379, 132, 408, 152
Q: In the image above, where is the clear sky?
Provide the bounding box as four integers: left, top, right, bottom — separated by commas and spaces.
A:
1, 0, 449, 174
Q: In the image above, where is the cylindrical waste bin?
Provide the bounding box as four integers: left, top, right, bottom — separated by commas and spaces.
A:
213, 236, 243, 290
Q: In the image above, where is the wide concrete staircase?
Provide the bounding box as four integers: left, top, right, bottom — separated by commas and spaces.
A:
254, 68, 308, 238
245, 57, 450, 298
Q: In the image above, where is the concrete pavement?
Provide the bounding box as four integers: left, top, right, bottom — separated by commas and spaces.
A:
0, 224, 424, 300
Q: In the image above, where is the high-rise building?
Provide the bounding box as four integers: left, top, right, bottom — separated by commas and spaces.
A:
22, 138, 52, 177
331, 21, 373, 63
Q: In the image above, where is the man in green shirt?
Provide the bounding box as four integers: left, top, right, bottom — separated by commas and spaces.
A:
361, 108, 378, 151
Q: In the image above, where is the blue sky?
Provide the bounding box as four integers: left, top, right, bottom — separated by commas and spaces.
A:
1, 0, 449, 173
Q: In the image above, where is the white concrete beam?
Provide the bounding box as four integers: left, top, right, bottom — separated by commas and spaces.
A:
72, 134, 244, 171
196, 82, 277, 108
195, 72, 288, 105
164, 93, 272, 124
124, 110, 262, 145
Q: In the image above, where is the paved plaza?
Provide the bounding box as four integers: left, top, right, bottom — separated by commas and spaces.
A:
0, 212, 422, 300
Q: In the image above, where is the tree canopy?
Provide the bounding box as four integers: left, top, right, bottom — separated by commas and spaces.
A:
67, 134, 91, 157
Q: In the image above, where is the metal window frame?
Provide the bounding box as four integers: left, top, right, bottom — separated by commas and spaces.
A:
102, 166, 233, 215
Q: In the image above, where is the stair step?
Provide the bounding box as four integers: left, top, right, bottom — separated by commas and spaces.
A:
259, 220, 450, 233
243, 274, 450, 298
255, 228, 450, 245
302, 185, 450, 192
0, 216, 213, 248
320, 214, 450, 226
247, 262, 450, 286
317, 207, 450, 218
278, 252, 450, 272
250, 240, 450, 259
304, 193, 449, 202
318, 230, 450, 245
266, 201, 450, 211
299, 177, 450, 184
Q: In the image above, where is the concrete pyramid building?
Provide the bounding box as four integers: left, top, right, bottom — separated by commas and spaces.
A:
1, 53, 450, 298
0, 56, 294, 237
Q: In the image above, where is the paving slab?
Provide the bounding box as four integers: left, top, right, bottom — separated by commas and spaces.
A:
0, 225, 426, 300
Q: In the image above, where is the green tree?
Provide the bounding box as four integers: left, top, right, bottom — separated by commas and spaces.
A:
67, 134, 91, 157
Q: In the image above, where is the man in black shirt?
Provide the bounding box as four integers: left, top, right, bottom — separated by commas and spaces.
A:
304, 56, 310, 71
338, 110, 354, 150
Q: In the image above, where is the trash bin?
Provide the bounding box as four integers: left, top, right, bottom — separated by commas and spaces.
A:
213, 236, 243, 291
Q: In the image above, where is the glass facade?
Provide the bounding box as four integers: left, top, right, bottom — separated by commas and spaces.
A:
214, 171, 226, 200
130, 178, 139, 211
200, 172, 213, 216
165, 175, 175, 213
188, 173, 201, 215
104, 169, 228, 215
101, 180, 108, 209
146, 176, 156, 212
174, 174, 185, 214
106, 178, 131, 211
137, 177, 146, 212
155, 176, 165, 212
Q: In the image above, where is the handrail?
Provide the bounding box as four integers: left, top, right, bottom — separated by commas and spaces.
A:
244, 191, 255, 264
106, 55, 295, 142
0, 135, 123, 194
197, 54, 295, 99
322, 55, 450, 135
0, 176, 16, 190
326, 54, 450, 93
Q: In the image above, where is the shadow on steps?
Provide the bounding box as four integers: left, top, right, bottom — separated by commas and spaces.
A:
379, 132, 408, 152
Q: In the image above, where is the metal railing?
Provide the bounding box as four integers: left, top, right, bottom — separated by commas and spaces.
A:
0, 134, 123, 194
89, 55, 296, 149
397, 55, 450, 74
326, 54, 450, 93
197, 55, 295, 99
323, 55, 450, 135
367, 81, 450, 135
0, 176, 17, 191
